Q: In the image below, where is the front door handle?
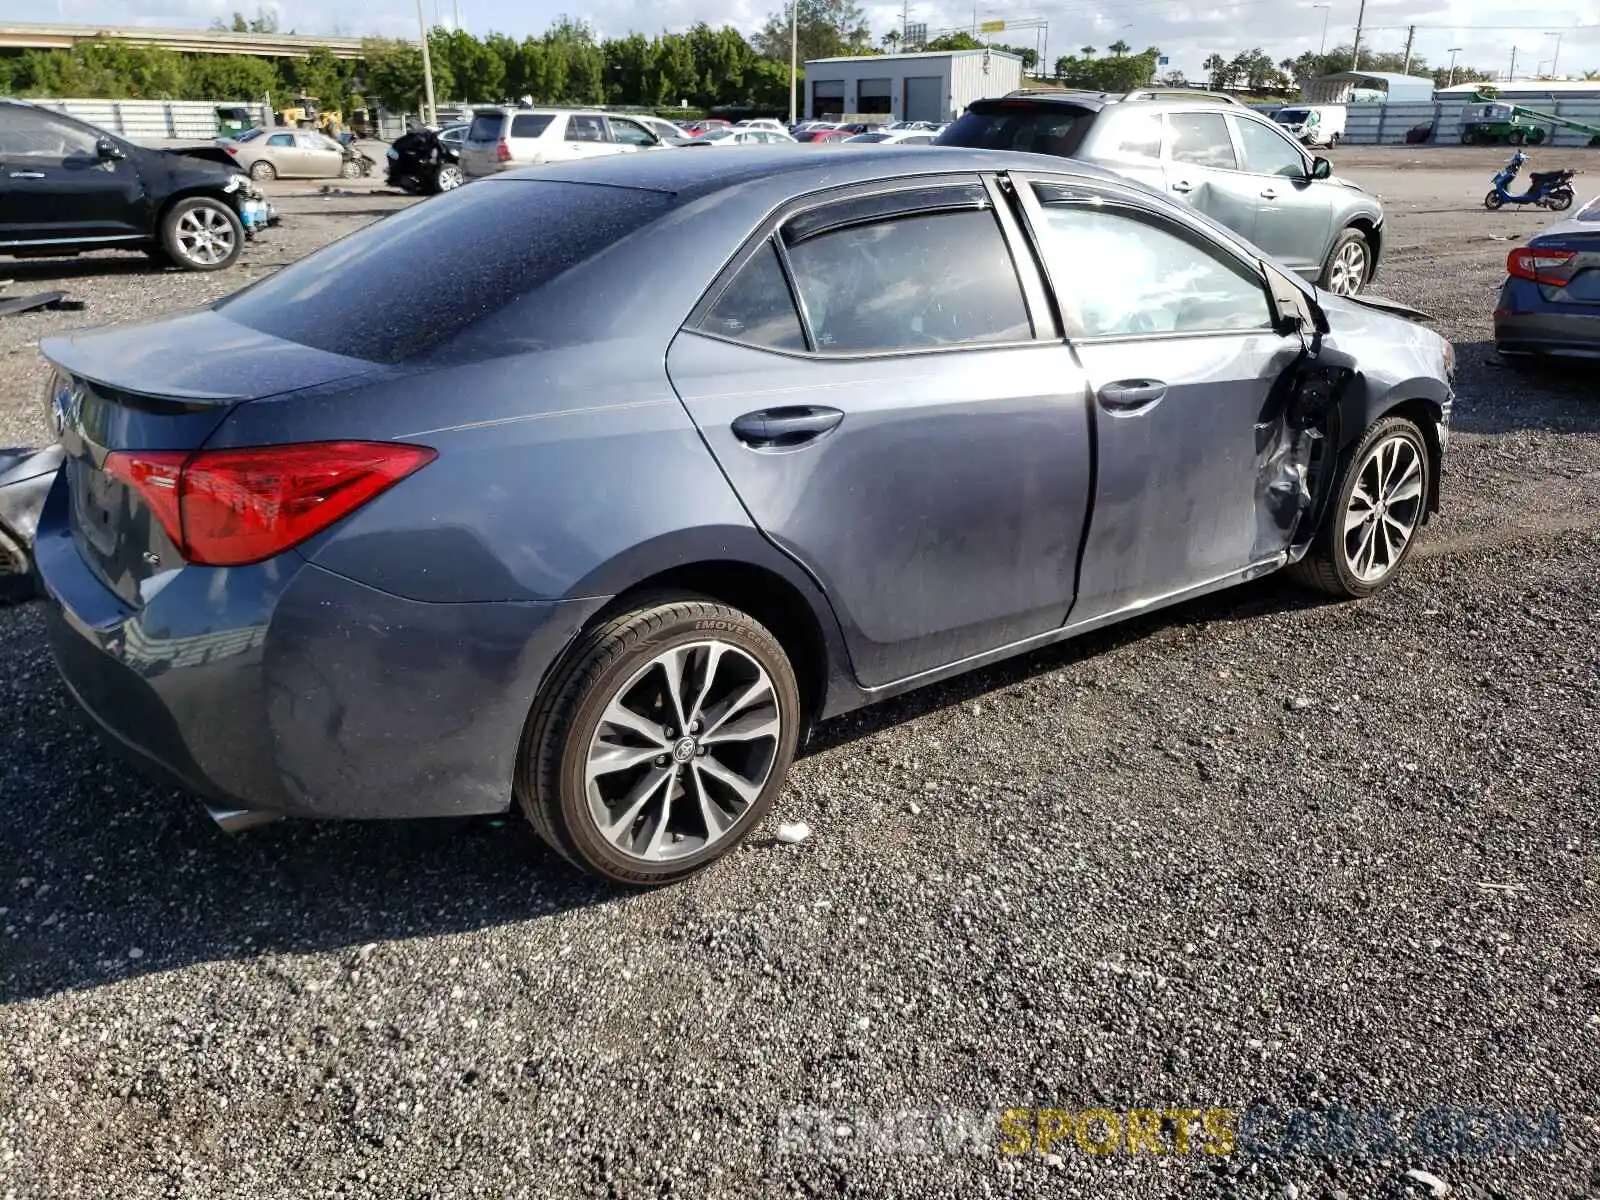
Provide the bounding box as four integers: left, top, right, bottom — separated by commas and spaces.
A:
1170, 180, 1193, 194
730, 405, 844, 448
8, 171, 46, 180
1097, 380, 1167, 414
1260, 187, 1278, 199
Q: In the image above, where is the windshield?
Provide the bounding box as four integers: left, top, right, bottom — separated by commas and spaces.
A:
847, 133, 891, 143
700, 128, 736, 141
1275, 109, 1310, 123
936, 103, 1094, 156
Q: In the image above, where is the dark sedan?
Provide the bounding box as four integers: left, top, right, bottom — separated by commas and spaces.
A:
35, 148, 1453, 886
1494, 194, 1600, 360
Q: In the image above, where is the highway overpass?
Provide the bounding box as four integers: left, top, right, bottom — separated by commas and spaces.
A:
0, 21, 372, 60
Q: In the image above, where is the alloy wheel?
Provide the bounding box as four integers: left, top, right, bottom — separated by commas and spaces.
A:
1327, 238, 1367, 296
173, 206, 237, 267
1342, 433, 1424, 584
437, 165, 463, 190
583, 640, 781, 863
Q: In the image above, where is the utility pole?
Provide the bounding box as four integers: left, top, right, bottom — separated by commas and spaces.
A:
789, 0, 798, 124
1547, 31, 1562, 77
452, 0, 460, 30
1350, 0, 1367, 71
901, 0, 908, 42
416, 0, 437, 127
1446, 47, 1462, 87
1507, 45, 1517, 82
1401, 25, 1415, 74
1313, 4, 1329, 57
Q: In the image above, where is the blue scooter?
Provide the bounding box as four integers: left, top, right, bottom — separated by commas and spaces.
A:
1484, 150, 1576, 211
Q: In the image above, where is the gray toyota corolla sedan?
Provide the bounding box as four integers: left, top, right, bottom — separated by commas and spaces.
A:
35, 147, 1454, 886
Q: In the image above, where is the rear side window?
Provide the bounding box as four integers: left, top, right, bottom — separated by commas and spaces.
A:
697, 241, 807, 350
1106, 110, 1163, 160
936, 104, 1092, 157
468, 113, 504, 141
1168, 112, 1237, 170
510, 113, 553, 138
216, 181, 674, 364
566, 115, 606, 143
783, 208, 1031, 352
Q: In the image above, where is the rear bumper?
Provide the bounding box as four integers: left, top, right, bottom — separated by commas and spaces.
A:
35, 474, 607, 822
1494, 308, 1600, 358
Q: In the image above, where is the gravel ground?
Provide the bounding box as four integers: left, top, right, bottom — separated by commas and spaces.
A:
2, 152, 1598, 1200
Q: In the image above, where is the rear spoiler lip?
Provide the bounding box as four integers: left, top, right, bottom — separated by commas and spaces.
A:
40, 310, 380, 404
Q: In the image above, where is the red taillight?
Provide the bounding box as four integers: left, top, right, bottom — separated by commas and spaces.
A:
225, 145, 238, 154
495, 138, 511, 162
1507, 246, 1577, 286
104, 441, 436, 567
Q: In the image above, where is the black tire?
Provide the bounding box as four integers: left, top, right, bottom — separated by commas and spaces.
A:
431, 163, 465, 193
1460, 129, 1476, 145
1509, 129, 1526, 146
516, 595, 802, 887
160, 197, 244, 272
339, 158, 363, 179
1547, 188, 1574, 213
1328, 132, 1341, 147
1287, 415, 1431, 599
1318, 226, 1370, 297
1484, 190, 1504, 211
248, 159, 276, 181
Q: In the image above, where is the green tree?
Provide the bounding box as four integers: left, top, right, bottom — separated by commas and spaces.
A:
361, 37, 428, 110
881, 30, 901, 52
925, 32, 983, 52
1203, 52, 1231, 90
1108, 39, 1130, 57
754, 0, 870, 64
1080, 45, 1095, 57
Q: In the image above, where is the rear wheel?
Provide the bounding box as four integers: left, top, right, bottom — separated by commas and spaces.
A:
248, 159, 276, 181
1547, 187, 1574, 212
432, 163, 464, 193
160, 197, 243, 271
1484, 190, 1504, 211
1318, 227, 1370, 296
339, 158, 363, 179
1288, 416, 1430, 598
517, 596, 801, 887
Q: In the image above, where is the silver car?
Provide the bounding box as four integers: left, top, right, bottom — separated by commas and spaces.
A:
222, 127, 348, 181
937, 88, 1384, 296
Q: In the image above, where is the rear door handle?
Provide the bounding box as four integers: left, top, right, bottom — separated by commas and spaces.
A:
1097, 380, 1167, 414
1170, 180, 1193, 194
730, 405, 844, 448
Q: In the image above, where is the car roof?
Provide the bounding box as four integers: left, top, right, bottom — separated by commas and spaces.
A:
1533, 194, 1600, 241
975, 87, 1245, 113
491, 144, 1133, 200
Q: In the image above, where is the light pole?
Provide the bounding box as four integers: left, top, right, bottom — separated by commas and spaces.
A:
1545, 31, 1562, 78
415, 0, 437, 128
789, 0, 798, 125
1446, 46, 1462, 87
1313, 4, 1330, 57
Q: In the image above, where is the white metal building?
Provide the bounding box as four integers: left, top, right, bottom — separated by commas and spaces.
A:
803, 49, 1025, 124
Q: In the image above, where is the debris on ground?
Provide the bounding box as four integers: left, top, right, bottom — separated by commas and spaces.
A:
0, 291, 86, 317
1403, 1168, 1451, 1197
775, 821, 811, 845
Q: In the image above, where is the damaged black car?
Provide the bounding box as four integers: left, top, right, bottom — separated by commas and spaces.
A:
0, 99, 274, 271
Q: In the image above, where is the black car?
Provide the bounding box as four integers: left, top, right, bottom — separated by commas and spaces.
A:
385, 127, 465, 195
0, 100, 274, 272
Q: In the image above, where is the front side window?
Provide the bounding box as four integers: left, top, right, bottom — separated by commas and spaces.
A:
565, 115, 606, 143
1167, 112, 1237, 171
609, 119, 655, 147
1233, 117, 1307, 178
1030, 192, 1271, 337
697, 241, 807, 350
267, 133, 295, 147
0, 108, 99, 158
783, 207, 1032, 353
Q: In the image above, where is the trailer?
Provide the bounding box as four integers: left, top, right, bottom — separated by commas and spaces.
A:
1459, 88, 1600, 147
27, 97, 273, 142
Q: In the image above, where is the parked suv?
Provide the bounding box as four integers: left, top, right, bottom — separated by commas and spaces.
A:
460, 108, 668, 177
936, 89, 1383, 295
0, 99, 273, 271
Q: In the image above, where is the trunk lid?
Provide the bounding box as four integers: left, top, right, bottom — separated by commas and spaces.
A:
42, 310, 378, 606
1531, 230, 1600, 306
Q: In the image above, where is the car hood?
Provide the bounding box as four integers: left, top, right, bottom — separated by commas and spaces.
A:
1316, 290, 1452, 389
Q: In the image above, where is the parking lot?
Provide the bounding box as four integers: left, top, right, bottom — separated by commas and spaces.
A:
1, 147, 1597, 1199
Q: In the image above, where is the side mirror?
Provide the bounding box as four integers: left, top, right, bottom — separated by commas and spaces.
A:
1262, 260, 1325, 338
1310, 156, 1332, 181
96, 137, 124, 161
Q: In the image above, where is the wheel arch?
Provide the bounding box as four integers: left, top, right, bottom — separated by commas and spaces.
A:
1345, 213, 1383, 278
154, 186, 242, 233
1349, 385, 1447, 516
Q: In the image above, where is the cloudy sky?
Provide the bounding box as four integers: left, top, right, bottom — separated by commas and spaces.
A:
47, 0, 1600, 82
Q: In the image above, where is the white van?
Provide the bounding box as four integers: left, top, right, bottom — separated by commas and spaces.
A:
460, 107, 668, 178
1272, 104, 1346, 147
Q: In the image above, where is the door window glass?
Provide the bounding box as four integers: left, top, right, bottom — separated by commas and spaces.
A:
608, 119, 656, 147
1108, 110, 1163, 160
267, 133, 295, 146
565, 115, 606, 143
1031, 195, 1271, 337
1233, 116, 1307, 178
696, 241, 807, 350
1167, 112, 1237, 170
0, 109, 99, 157
510, 113, 553, 138
783, 208, 1032, 352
